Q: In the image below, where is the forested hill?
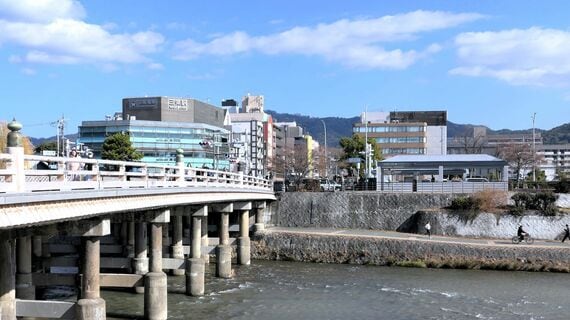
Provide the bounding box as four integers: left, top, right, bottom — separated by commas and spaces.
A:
266, 110, 570, 147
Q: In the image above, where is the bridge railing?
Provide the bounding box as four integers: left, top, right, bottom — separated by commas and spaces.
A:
0, 153, 272, 193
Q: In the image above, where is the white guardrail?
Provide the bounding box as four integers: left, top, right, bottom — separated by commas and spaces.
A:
377, 181, 508, 194
0, 153, 272, 193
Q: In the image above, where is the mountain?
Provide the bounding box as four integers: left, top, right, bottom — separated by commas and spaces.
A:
266, 110, 570, 147
265, 110, 357, 148
27, 111, 569, 148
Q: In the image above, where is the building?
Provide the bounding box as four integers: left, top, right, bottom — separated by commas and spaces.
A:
79, 96, 231, 169
241, 94, 264, 113
122, 96, 228, 128
447, 126, 543, 155
79, 119, 230, 169
537, 144, 570, 181
353, 111, 447, 157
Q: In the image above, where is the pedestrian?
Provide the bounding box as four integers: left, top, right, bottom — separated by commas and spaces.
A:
425, 221, 431, 239
562, 224, 570, 243
66, 149, 82, 181
83, 152, 94, 181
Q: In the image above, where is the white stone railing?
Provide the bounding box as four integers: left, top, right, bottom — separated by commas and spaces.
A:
0, 152, 272, 193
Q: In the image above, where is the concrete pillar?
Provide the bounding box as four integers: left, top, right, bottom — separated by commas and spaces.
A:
238, 210, 251, 266
186, 258, 204, 296
254, 207, 265, 232
133, 222, 148, 294
76, 237, 106, 320
201, 217, 209, 264
215, 244, 231, 279
216, 212, 231, 278
0, 237, 16, 320
16, 236, 34, 300
126, 222, 135, 271
191, 216, 202, 259
171, 213, 184, 276
32, 236, 42, 259
219, 213, 229, 246
144, 210, 168, 320
438, 165, 444, 182
162, 224, 169, 259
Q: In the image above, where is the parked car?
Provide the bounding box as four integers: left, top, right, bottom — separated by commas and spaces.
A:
320, 179, 341, 191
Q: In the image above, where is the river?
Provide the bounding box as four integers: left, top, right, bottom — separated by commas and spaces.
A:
103, 260, 570, 319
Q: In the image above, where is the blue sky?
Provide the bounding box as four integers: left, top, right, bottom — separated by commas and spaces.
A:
1, 0, 570, 138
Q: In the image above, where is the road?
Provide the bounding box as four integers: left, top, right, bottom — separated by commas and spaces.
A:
267, 227, 570, 249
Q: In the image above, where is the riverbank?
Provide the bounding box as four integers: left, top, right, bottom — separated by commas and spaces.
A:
252, 227, 570, 273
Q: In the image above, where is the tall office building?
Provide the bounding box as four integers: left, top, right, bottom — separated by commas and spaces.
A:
353, 111, 447, 157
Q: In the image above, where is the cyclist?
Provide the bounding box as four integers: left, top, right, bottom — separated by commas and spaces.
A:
517, 225, 528, 242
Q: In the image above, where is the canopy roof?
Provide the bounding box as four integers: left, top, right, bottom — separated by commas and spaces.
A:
378, 154, 507, 170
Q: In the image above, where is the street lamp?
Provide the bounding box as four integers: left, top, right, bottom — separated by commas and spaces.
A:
320, 119, 327, 179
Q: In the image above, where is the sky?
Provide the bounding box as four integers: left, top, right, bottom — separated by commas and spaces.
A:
1, 0, 570, 138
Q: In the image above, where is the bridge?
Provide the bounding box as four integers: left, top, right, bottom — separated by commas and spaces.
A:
0, 121, 276, 320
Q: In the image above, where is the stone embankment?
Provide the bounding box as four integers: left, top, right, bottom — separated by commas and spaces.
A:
252, 230, 570, 272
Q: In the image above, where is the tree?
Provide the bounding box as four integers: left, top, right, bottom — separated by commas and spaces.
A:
101, 132, 142, 161
339, 134, 382, 177
34, 141, 57, 154
497, 143, 534, 187
273, 144, 312, 189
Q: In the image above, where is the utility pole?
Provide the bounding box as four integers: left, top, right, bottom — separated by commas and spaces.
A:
320, 120, 327, 179
52, 115, 66, 157
364, 106, 368, 178
532, 112, 536, 183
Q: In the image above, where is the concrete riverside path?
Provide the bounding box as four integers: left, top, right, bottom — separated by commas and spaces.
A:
265, 227, 570, 249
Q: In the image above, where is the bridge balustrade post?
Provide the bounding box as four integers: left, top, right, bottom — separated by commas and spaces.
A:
0, 234, 16, 320
133, 222, 148, 294
76, 219, 109, 320
171, 207, 184, 276
185, 205, 207, 296
16, 236, 34, 301
5, 119, 25, 193
144, 210, 169, 320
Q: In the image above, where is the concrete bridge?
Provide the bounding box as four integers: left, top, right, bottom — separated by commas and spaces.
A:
0, 121, 276, 319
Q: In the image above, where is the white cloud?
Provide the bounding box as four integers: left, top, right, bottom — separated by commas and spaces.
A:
0, 0, 164, 68
173, 10, 483, 69
0, 0, 85, 23
451, 27, 570, 86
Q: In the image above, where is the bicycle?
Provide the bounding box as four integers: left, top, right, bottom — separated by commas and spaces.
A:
512, 234, 534, 244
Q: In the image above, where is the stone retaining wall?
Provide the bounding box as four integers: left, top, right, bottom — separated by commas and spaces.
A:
252, 231, 570, 271
400, 210, 570, 240
277, 192, 458, 230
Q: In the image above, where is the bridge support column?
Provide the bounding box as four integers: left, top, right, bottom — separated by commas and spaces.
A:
185, 205, 207, 296
171, 209, 184, 276
254, 201, 266, 232
238, 210, 251, 266
201, 217, 209, 264
215, 205, 232, 278
76, 219, 110, 320
0, 236, 16, 320
144, 210, 169, 320
77, 237, 106, 320
134, 222, 148, 294
16, 236, 35, 301
126, 222, 135, 273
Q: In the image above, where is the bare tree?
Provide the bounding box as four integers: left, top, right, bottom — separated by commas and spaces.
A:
273, 144, 312, 189
497, 143, 534, 187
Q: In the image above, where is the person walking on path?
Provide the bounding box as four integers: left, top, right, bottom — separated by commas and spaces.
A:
562, 224, 570, 243
425, 222, 431, 239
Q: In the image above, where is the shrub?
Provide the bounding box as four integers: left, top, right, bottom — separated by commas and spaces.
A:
473, 190, 507, 212
510, 191, 559, 216
450, 196, 479, 211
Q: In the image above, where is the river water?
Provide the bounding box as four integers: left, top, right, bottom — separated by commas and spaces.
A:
103, 260, 570, 320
